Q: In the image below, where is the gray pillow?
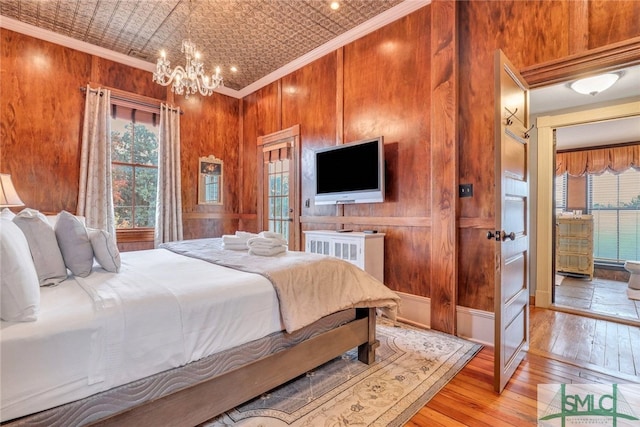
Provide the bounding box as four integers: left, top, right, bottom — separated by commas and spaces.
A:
87, 227, 121, 273
55, 211, 94, 277
13, 208, 68, 286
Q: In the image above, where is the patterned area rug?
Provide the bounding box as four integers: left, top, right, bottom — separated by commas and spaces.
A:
203, 319, 482, 427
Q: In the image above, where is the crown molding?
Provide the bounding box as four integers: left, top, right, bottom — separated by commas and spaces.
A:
0, 15, 156, 72
234, 0, 431, 98
1, 0, 430, 100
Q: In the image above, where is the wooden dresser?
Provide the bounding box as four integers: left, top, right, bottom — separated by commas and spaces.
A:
556, 215, 594, 279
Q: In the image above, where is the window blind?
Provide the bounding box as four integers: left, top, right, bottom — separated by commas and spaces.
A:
588, 168, 640, 263
555, 172, 567, 212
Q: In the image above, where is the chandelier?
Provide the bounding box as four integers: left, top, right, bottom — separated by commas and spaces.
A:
152, 1, 223, 98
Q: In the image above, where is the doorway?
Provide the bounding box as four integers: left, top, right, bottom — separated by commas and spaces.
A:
257, 125, 301, 251
533, 101, 640, 318
552, 136, 640, 325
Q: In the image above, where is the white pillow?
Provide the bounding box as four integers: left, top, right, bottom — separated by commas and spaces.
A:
1, 217, 40, 322
87, 228, 121, 273
55, 211, 94, 277
1, 208, 16, 220
12, 208, 68, 286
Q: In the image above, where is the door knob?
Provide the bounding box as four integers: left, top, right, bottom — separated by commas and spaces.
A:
487, 231, 500, 241
502, 231, 516, 241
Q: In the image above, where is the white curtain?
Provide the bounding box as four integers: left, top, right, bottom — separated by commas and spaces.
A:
78, 85, 115, 238
155, 103, 183, 246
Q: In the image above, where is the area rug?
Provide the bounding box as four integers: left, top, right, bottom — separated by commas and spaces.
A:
202, 319, 481, 427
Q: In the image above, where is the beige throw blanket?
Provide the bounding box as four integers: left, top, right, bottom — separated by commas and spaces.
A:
160, 238, 400, 333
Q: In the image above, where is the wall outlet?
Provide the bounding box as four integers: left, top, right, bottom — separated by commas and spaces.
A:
459, 183, 473, 198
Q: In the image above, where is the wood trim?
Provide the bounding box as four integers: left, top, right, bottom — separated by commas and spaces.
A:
116, 228, 154, 243
182, 212, 244, 220
557, 140, 640, 153
429, 0, 458, 335
520, 36, 640, 87
257, 124, 300, 146
300, 215, 431, 227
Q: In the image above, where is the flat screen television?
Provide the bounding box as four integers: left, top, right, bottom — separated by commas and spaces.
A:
314, 136, 385, 205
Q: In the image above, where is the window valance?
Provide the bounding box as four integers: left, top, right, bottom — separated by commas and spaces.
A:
556, 143, 640, 176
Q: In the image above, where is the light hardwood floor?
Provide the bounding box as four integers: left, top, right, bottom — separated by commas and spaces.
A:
408, 307, 640, 426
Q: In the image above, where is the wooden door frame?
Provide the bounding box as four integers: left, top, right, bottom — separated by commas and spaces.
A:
520, 37, 640, 309
257, 124, 301, 250
533, 101, 640, 308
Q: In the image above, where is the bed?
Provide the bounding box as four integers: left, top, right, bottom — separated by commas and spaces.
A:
1, 222, 399, 426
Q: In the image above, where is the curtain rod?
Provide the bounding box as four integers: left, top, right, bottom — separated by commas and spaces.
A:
557, 140, 639, 153
79, 86, 183, 115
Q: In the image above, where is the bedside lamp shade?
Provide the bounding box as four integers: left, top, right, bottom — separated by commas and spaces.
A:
0, 174, 25, 207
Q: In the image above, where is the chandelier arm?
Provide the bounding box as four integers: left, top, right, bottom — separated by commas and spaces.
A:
152, 1, 223, 97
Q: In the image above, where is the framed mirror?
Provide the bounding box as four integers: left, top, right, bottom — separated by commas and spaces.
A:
198, 155, 223, 205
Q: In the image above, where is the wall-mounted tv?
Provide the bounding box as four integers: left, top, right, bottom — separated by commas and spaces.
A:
314, 136, 385, 205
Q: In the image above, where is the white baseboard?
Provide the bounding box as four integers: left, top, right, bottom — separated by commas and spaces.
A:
456, 305, 494, 347
395, 292, 494, 346
396, 291, 431, 329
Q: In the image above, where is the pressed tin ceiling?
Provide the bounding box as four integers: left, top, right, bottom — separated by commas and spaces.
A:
0, 0, 419, 95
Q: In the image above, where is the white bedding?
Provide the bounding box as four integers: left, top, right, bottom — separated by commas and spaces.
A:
0, 248, 282, 422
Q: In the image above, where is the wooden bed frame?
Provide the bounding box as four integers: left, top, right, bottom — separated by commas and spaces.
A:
70, 308, 378, 427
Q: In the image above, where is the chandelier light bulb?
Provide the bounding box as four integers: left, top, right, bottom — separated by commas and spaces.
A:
569, 73, 620, 96
152, 1, 223, 98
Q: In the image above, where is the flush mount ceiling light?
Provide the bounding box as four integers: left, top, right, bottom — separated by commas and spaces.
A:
569, 72, 621, 96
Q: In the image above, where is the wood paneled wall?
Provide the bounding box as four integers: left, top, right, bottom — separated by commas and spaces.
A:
1, 30, 90, 213
456, 0, 640, 312
0, 29, 241, 250
241, 0, 640, 324
242, 6, 435, 302
2, 0, 639, 332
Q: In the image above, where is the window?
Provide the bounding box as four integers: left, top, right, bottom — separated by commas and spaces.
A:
555, 172, 567, 213
588, 168, 640, 263
110, 106, 159, 230
267, 159, 290, 239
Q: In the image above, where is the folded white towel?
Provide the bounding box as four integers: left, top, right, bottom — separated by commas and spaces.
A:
222, 231, 258, 244
259, 231, 285, 240
249, 245, 287, 257
247, 236, 288, 248
236, 231, 259, 240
